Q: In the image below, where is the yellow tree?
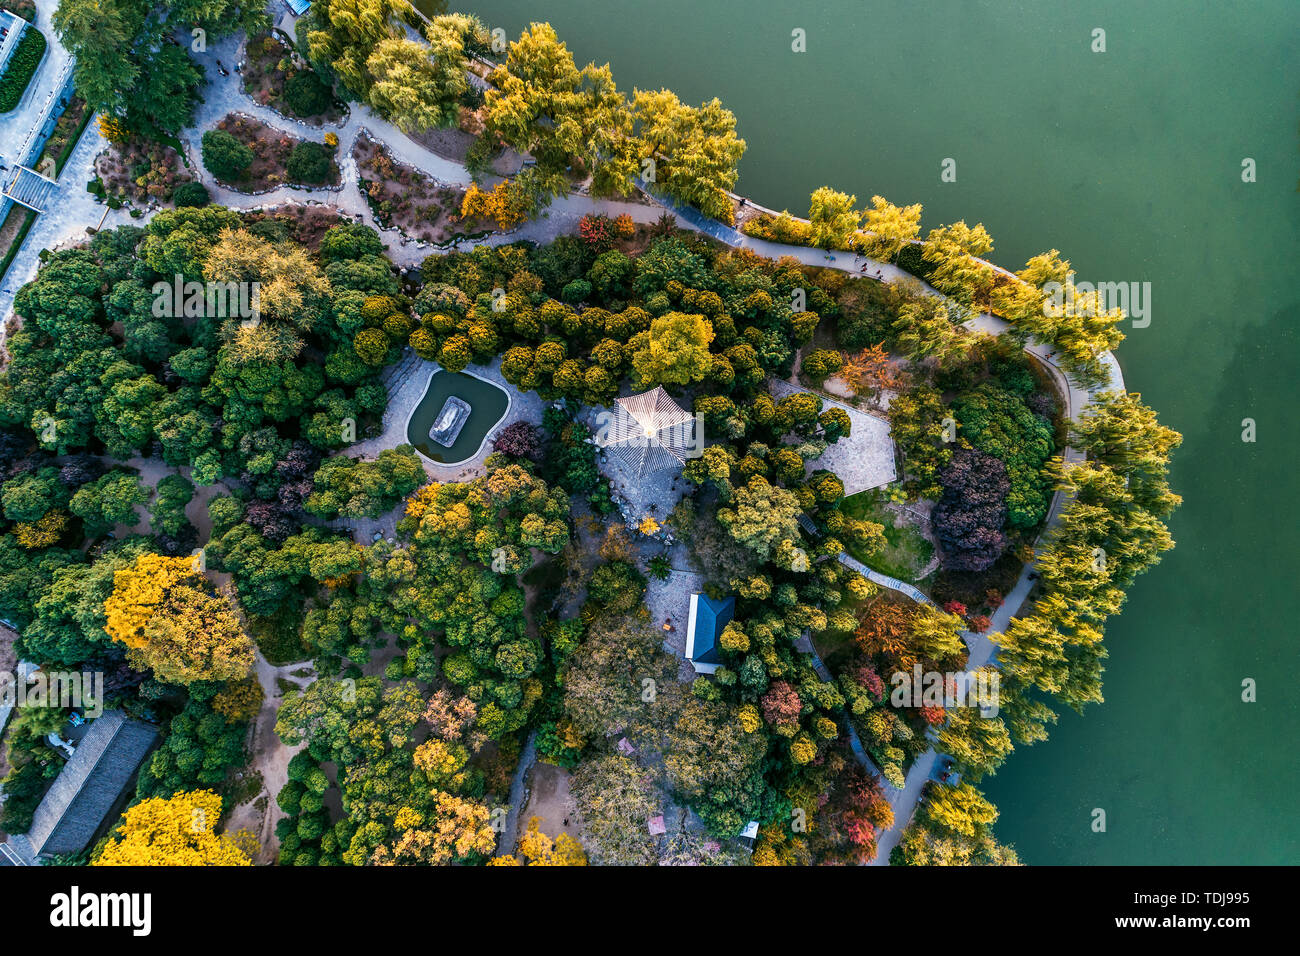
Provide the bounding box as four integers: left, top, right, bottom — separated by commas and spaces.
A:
371, 791, 497, 865
630, 88, 745, 222
366, 37, 458, 133
908, 605, 969, 670
484, 23, 584, 156
861, 195, 922, 263
515, 817, 588, 865
808, 186, 860, 250
459, 181, 528, 229
203, 227, 330, 329
94, 791, 252, 866
921, 221, 997, 306
892, 294, 969, 366
996, 249, 1126, 385
580, 63, 639, 197
630, 311, 715, 386
104, 553, 255, 685
365, 14, 482, 132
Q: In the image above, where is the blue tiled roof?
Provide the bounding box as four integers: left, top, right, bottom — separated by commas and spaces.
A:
285, 0, 311, 15
691, 595, 735, 665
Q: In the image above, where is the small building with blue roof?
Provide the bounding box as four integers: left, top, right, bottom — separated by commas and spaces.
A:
685, 593, 735, 675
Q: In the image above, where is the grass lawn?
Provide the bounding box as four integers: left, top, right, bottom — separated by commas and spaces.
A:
810, 626, 856, 673
841, 489, 934, 583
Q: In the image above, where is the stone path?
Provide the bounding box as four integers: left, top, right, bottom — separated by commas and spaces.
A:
220, 650, 313, 864
767, 378, 897, 495
496, 728, 537, 859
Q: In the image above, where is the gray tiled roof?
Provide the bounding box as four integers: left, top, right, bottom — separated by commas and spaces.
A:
4, 710, 158, 864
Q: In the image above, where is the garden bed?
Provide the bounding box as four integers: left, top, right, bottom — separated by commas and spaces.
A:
94, 135, 194, 207
353, 130, 466, 243
38, 96, 93, 177
238, 204, 352, 251
0, 0, 35, 20
205, 113, 340, 192
241, 31, 346, 126
0, 204, 36, 284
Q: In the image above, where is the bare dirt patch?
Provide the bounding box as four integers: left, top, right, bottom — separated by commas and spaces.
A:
517, 762, 578, 845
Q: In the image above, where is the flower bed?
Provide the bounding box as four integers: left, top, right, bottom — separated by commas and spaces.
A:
353, 130, 466, 243
95, 135, 194, 206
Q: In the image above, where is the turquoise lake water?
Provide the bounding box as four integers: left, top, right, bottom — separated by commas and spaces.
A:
449, 0, 1300, 863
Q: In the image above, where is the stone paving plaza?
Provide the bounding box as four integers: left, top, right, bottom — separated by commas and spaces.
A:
768, 379, 898, 495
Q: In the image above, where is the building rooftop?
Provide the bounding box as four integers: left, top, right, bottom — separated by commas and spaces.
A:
2, 710, 158, 865
685, 593, 735, 674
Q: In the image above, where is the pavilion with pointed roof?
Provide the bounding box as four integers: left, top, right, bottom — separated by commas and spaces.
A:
594, 386, 699, 479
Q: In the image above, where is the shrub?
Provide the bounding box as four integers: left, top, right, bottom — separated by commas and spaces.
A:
201, 129, 253, 181
561, 279, 591, 304
802, 348, 843, 384
98, 115, 130, 144
172, 182, 211, 208
492, 421, 541, 460
286, 141, 333, 185
283, 70, 332, 118
319, 222, 383, 262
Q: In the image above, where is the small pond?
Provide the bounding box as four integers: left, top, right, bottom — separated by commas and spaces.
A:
406, 370, 509, 464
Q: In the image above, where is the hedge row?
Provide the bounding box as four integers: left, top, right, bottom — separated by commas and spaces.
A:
0, 26, 46, 112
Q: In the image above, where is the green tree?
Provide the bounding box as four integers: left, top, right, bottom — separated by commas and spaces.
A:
286, 141, 334, 185
69, 470, 147, 538
151, 474, 195, 538
201, 130, 254, 182
808, 186, 861, 250
304, 447, 426, 519
630, 311, 714, 386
